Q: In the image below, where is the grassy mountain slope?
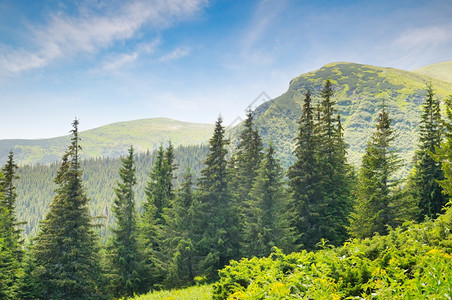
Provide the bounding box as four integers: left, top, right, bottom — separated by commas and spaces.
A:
413, 60, 452, 83
0, 118, 213, 165
247, 62, 452, 174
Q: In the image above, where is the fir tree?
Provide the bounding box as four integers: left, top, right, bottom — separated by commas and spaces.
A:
0, 175, 21, 300
349, 105, 402, 238
140, 143, 177, 289
107, 146, 145, 297
288, 89, 322, 249
411, 84, 445, 220
232, 109, 263, 205
318, 80, 353, 246
437, 95, 452, 197
0, 151, 23, 260
164, 168, 196, 288
0, 152, 23, 299
30, 119, 104, 299
243, 145, 294, 257
289, 84, 353, 250
196, 116, 239, 279
229, 110, 263, 256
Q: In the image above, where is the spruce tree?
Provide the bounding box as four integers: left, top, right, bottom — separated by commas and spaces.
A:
243, 145, 294, 257
231, 110, 263, 205
141, 143, 177, 289
164, 168, 196, 288
0, 174, 21, 300
196, 116, 239, 279
411, 84, 446, 220
229, 110, 263, 256
0, 151, 23, 261
31, 119, 104, 299
289, 84, 353, 250
437, 95, 452, 197
288, 89, 322, 249
107, 146, 145, 297
349, 105, 402, 238
318, 80, 353, 246
0, 152, 23, 299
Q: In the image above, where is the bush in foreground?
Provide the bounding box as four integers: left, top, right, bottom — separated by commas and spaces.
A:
213, 204, 452, 299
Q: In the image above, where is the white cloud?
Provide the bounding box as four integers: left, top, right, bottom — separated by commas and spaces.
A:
101, 52, 139, 71
99, 39, 160, 71
394, 26, 452, 48
0, 0, 207, 75
159, 46, 191, 62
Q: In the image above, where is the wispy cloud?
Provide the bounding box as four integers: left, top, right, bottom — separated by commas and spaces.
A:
239, 0, 289, 65
159, 46, 191, 62
100, 39, 160, 71
395, 26, 452, 48
0, 0, 207, 75
392, 25, 452, 69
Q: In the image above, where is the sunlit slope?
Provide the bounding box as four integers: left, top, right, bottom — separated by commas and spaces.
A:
413, 60, 452, 83
250, 62, 452, 173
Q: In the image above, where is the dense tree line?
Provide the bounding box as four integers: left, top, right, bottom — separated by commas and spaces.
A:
0, 82, 451, 298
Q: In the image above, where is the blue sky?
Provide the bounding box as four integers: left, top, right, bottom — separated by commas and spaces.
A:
0, 0, 451, 139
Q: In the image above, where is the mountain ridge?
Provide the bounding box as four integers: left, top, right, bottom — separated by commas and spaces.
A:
0, 118, 214, 165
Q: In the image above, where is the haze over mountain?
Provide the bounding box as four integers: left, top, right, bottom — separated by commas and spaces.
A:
0, 118, 213, 165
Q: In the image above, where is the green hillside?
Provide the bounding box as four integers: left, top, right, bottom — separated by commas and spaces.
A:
246, 62, 452, 174
413, 60, 452, 83
0, 118, 213, 165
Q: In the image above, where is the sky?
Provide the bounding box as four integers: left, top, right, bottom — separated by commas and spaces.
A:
0, 0, 451, 139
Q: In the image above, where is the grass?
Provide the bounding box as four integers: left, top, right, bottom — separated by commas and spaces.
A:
127, 285, 212, 300
413, 60, 452, 83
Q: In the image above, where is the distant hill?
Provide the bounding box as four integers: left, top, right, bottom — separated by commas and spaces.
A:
0, 118, 214, 165
239, 62, 452, 175
413, 60, 452, 83
12, 60, 452, 240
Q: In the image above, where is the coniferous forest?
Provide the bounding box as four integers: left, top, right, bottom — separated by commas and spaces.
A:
1, 81, 452, 299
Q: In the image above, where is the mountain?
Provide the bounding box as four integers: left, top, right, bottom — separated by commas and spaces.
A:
0, 118, 214, 165
242, 62, 452, 175
413, 60, 452, 83
11, 61, 452, 239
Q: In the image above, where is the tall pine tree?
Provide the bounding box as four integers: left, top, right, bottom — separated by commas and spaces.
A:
31, 119, 104, 299
229, 110, 263, 256
0, 151, 23, 260
231, 110, 263, 205
196, 116, 239, 279
349, 105, 402, 238
163, 168, 196, 288
0, 171, 21, 300
437, 95, 452, 198
288, 89, 322, 249
243, 145, 294, 257
410, 84, 446, 220
318, 80, 353, 246
140, 143, 177, 289
289, 83, 353, 250
107, 146, 145, 298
